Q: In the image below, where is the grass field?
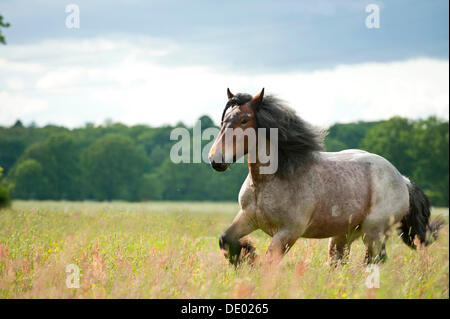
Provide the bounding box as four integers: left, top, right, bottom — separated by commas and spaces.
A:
0, 201, 448, 298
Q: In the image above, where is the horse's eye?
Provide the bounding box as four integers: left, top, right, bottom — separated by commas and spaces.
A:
240, 119, 249, 125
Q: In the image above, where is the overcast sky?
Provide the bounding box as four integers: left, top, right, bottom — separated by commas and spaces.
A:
0, 0, 448, 128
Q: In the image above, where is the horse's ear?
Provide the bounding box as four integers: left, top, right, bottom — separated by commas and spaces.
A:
250, 88, 264, 110
227, 88, 234, 99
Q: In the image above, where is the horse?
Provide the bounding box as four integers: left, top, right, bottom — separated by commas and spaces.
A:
208, 88, 444, 266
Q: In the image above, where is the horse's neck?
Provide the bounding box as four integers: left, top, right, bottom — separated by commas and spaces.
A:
247, 149, 319, 187
246, 155, 277, 186
246, 139, 278, 184
247, 159, 264, 185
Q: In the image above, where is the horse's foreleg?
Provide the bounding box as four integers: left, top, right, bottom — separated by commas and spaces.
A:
219, 211, 256, 266
265, 230, 297, 264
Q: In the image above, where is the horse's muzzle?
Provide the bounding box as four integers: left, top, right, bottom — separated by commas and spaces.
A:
210, 161, 229, 172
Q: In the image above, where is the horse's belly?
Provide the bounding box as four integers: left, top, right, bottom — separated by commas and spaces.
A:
301, 201, 368, 238
301, 167, 372, 238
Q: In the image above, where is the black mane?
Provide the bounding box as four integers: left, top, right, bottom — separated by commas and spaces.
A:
255, 95, 326, 178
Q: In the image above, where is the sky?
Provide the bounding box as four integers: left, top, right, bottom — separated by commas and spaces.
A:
0, 0, 448, 128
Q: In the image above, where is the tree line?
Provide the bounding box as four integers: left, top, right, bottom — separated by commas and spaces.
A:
0, 115, 448, 206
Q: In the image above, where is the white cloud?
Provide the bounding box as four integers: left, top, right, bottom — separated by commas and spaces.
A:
0, 38, 448, 128
0, 58, 45, 74
0, 92, 49, 124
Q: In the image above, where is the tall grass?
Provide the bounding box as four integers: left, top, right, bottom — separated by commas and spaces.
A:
0, 201, 448, 298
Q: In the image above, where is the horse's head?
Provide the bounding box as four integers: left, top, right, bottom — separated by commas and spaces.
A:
208, 88, 264, 172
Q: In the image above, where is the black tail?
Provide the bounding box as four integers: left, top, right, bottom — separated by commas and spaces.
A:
399, 182, 445, 249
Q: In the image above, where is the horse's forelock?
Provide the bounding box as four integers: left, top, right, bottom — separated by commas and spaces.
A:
221, 93, 253, 123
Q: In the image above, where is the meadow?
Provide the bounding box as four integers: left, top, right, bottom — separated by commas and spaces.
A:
0, 201, 448, 299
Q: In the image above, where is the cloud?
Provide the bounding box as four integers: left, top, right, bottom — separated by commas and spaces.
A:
0, 38, 448, 128
262, 58, 449, 125
3, 0, 448, 72
0, 92, 49, 124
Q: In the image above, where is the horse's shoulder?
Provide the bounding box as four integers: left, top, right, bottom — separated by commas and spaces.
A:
238, 174, 254, 210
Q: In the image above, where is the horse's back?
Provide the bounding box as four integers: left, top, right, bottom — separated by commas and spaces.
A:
319, 149, 409, 206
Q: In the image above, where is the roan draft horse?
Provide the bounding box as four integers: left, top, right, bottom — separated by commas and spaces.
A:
208, 88, 444, 266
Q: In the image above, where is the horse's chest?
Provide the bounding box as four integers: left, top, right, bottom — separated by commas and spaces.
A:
239, 178, 292, 236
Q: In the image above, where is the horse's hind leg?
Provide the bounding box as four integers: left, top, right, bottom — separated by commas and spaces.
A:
328, 229, 360, 266
328, 235, 350, 266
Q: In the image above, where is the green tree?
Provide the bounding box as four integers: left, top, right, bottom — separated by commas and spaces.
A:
13, 120, 24, 128
12, 159, 48, 199
410, 117, 449, 206
0, 15, 10, 45
360, 117, 415, 177
325, 121, 380, 151
81, 134, 147, 201
139, 173, 164, 200
155, 158, 248, 201
0, 116, 447, 205
198, 115, 215, 129
324, 138, 348, 152
0, 166, 11, 208
0, 136, 26, 174
19, 132, 81, 199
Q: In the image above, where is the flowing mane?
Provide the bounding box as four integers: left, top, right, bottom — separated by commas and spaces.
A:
255, 95, 327, 178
